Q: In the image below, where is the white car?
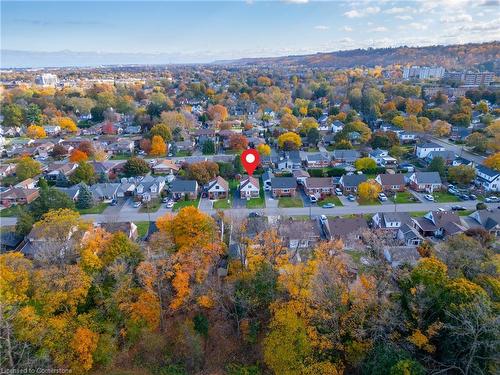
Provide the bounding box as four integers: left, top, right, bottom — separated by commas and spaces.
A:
166, 200, 175, 208
378, 193, 388, 202
424, 194, 434, 201
319, 215, 328, 224
309, 195, 318, 203
133, 201, 142, 208
335, 188, 343, 196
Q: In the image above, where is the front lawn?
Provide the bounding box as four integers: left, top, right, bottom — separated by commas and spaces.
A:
213, 198, 232, 209
278, 197, 304, 208
457, 209, 474, 216
135, 221, 150, 238
173, 198, 200, 211
318, 196, 343, 207
110, 153, 133, 160
432, 191, 461, 203
77, 202, 108, 214
175, 150, 192, 157
139, 199, 161, 213
392, 191, 419, 204
246, 185, 266, 209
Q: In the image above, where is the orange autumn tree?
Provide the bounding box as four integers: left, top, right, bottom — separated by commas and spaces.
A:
26, 124, 46, 139
207, 104, 228, 122
149, 135, 167, 156
155, 207, 224, 310
55, 116, 78, 132
70, 149, 88, 163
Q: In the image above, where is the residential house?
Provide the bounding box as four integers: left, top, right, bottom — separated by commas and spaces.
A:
136, 176, 166, 198
415, 142, 445, 159
98, 222, 138, 241
275, 151, 302, 171
206, 176, 229, 199
398, 131, 419, 143
152, 159, 180, 175
90, 183, 120, 202
117, 179, 137, 198
0, 188, 39, 207
0, 231, 24, 252
339, 174, 367, 193
326, 217, 369, 242
45, 162, 77, 182
303, 177, 335, 198
384, 246, 421, 267
305, 153, 331, 169
452, 157, 474, 167
375, 173, 406, 192
397, 224, 424, 246
409, 172, 442, 192
278, 218, 322, 262
262, 170, 274, 191
413, 211, 465, 238
124, 125, 141, 134
332, 149, 360, 164
369, 149, 397, 167
15, 178, 37, 189
239, 176, 260, 199
331, 120, 344, 133
425, 150, 456, 165
271, 177, 297, 197
175, 140, 195, 153
372, 212, 414, 232
475, 165, 500, 192
293, 169, 310, 186
43, 125, 61, 136
170, 180, 198, 200
468, 209, 500, 237
0, 163, 15, 178
56, 184, 81, 201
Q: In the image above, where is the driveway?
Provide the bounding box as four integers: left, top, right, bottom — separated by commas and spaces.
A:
198, 197, 213, 211
299, 188, 314, 207
265, 191, 278, 209
338, 194, 358, 207
232, 190, 247, 208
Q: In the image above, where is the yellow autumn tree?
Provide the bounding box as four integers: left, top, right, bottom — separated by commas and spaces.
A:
55, 116, 78, 132
26, 124, 46, 139
484, 152, 500, 171
149, 134, 167, 156
256, 143, 271, 156
357, 179, 382, 202
278, 132, 302, 150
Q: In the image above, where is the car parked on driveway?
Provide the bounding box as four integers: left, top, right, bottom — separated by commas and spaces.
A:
485, 196, 500, 203
424, 194, 434, 201
378, 193, 388, 202
133, 201, 142, 208
309, 195, 318, 203
460, 194, 470, 200
347, 194, 356, 202
335, 188, 343, 196
166, 200, 175, 208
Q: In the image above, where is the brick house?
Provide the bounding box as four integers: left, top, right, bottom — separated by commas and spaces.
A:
271, 177, 297, 197
375, 173, 406, 192
303, 177, 335, 197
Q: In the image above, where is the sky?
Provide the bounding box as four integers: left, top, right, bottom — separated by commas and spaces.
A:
1, 0, 500, 67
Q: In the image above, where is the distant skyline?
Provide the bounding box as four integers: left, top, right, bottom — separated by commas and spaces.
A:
1, 0, 500, 67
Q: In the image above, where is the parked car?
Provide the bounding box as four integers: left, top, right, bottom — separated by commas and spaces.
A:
309, 195, 318, 203
485, 196, 500, 203
133, 201, 142, 208
335, 188, 343, 196
162, 197, 169, 203
248, 212, 261, 218
347, 194, 356, 202
448, 187, 459, 195
424, 194, 434, 201
319, 215, 328, 224
378, 193, 388, 202
451, 205, 467, 211
166, 200, 175, 208
460, 194, 470, 200
322, 203, 335, 208
469, 194, 477, 200
110, 199, 117, 206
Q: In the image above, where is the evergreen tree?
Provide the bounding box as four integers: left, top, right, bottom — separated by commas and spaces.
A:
77, 183, 94, 209
202, 140, 215, 155
15, 207, 34, 236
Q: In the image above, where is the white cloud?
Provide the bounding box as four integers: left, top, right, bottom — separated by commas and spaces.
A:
314, 25, 330, 30
341, 26, 353, 32
371, 26, 388, 32
440, 13, 473, 23
396, 15, 413, 20
344, 6, 380, 18
401, 22, 428, 30
384, 7, 406, 14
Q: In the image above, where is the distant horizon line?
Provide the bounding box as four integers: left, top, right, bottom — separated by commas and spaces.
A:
1, 40, 499, 69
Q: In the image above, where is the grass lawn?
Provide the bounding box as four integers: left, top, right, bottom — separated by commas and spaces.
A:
432, 191, 461, 203
357, 198, 381, 205
246, 185, 266, 209
213, 198, 232, 209
457, 209, 474, 216
392, 191, 419, 204
77, 202, 108, 214
318, 196, 343, 207
175, 150, 192, 157
135, 221, 150, 238
278, 197, 304, 208
139, 199, 161, 213
173, 198, 200, 211
110, 154, 133, 160
0, 206, 21, 217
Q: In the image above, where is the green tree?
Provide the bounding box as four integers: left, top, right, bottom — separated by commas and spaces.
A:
428, 156, 446, 177
29, 185, 75, 221
24, 103, 42, 125
76, 183, 94, 209
15, 156, 41, 181
123, 157, 150, 177
306, 127, 320, 146
466, 132, 488, 153
202, 140, 215, 155
1, 103, 24, 127
15, 207, 34, 236
70, 161, 96, 185
150, 123, 172, 142
447, 165, 476, 186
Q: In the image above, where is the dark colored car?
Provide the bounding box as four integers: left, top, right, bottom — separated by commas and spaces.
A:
451, 205, 466, 211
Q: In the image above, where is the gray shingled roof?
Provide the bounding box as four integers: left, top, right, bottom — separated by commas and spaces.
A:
271, 177, 297, 189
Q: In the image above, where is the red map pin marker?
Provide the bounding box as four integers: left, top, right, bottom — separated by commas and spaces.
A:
241, 149, 260, 176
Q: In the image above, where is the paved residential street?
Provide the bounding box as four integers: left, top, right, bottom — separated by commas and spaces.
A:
1, 200, 495, 226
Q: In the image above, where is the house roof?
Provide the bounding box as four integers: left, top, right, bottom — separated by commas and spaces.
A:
306, 153, 330, 162
89, 183, 120, 198
170, 179, 198, 192
341, 174, 367, 187
470, 209, 500, 230
0, 187, 39, 200
328, 217, 369, 238
271, 177, 297, 189
293, 169, 310, 178
426, 150, 456, 160
377, 173, 405, 186
207, 176, 229, 191
305, 177, 334, 189
476, 165, 500, 179
332, 149, 360, 160
413, 172, 442, 184
240, 176, 260, 190
417, 141, 442, 149
153, 159, 179, 171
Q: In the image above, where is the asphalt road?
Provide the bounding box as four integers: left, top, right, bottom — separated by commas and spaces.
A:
429, 137, 486, 165
1, 200, 495, 226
